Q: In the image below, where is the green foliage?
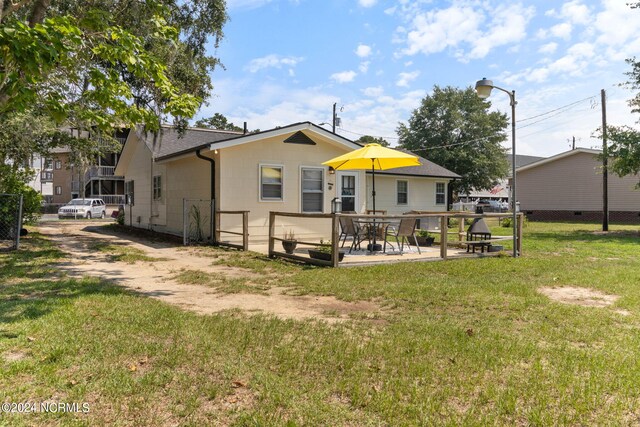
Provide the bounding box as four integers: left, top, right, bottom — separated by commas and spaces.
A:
398, 85, 510, 194
0, 0, 228, 133
0, 165, 42, 224
116, 210, 125, 226
594, 125, 640, 187
355, 135, 390, 146
194, 113, 260, 132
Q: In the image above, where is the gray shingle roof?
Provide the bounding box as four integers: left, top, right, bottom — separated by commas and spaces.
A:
151, 126, 244, 160
372, 148, 461, 179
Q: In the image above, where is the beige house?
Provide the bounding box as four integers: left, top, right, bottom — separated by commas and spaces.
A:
517, 148, 640, 222
114, 122, 459, 242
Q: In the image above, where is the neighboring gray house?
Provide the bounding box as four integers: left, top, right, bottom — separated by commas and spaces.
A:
516, 148, 640, 222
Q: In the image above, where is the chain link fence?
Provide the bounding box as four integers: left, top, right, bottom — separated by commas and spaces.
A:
183, 199, 214, 245
0, 194, 24, 251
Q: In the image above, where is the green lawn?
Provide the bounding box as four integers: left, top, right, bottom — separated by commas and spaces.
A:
1, 223, 640, 425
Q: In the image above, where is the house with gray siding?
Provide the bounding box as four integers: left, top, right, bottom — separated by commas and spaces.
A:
516, 148, 640, 222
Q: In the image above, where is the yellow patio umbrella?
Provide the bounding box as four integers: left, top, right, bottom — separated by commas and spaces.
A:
323, 143, 421, 250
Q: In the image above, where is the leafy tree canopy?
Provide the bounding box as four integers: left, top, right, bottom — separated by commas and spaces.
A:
194, 113, 243, 132
194, 113, 260, 133
0, 0, 228, 134
397, 85, 509, 195
355, 135, 390, 147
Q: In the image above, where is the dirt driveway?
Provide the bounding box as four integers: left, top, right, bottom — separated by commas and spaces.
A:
37, 221, 381, 322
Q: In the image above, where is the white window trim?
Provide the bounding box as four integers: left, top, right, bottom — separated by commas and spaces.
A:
259, 163, 285, 202
337, 171, 359, 213
299, 165, 325, 213
152, 174, 162, 201
396, 179, 408, 206
435, 182, 446, 205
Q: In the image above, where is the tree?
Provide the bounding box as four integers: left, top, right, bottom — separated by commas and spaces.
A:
0, 0, 228, 205
355, 135, 390, 147
0, 0, 228, 135
195, 113, 244, 132
397, 85, 509, 195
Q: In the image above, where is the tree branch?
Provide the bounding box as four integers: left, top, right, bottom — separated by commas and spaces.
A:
28, 0, 49, 27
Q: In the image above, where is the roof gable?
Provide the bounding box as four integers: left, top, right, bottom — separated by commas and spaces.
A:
208, 122, 360, 152
516, 148, 600, 173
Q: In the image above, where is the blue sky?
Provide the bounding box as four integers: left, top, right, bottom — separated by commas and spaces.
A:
195, 0, 640, 157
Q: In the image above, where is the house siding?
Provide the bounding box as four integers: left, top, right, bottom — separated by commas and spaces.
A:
518, 150, 640, 221
217, 134, 366, 241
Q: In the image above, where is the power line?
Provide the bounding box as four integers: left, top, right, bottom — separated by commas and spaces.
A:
517, 95, 597, 123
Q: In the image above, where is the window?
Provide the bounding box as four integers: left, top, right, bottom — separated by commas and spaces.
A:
153, 175, 162, 200
260, 165, 283, 201
125, 180, 135, 205
44, 158, 53, 170
397, 180, 408, 205
55, 186, 62, 195
54, 160, 62, 170
301, 167, 323, 212
41, 171, 53, 181
436, 182, 446, 205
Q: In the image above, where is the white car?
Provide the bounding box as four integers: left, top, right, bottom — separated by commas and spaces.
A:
58, 198, 106, 219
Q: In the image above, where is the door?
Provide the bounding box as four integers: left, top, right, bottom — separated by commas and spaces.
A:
337, 172, 358, 212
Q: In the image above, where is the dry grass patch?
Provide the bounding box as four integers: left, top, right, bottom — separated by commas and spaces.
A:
539, 286, 619, 308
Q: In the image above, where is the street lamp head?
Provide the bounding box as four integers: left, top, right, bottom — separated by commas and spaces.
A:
475, 78, 494, 99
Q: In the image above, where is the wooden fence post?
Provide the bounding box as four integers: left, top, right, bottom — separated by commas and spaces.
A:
268, 212, 275, 258
331, 214, 340, 267
517, 213, 523, 256
458, 215, 465, 242
440, 215, 448, 260
242, 211, 249, 251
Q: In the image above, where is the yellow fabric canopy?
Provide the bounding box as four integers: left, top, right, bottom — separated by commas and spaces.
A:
322, 143, 421, 171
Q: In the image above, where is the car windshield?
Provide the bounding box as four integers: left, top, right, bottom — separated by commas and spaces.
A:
68, 199, 92, 206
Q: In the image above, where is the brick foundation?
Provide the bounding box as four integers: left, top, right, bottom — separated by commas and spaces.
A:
524, 210, 640, 223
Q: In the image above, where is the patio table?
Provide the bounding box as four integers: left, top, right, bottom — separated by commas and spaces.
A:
354, 219, 397, 253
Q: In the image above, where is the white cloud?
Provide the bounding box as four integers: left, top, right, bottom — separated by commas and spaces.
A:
549, 22, 572, 39
355, 44, 372, 58
359, 61, 370, 73
538, 42, 558, 54
396, 71, 420, 87
362, 86, 384, 97
330, 70, 357, 83
245, 54, 304, 73
358, 0, 376, 7
561, 1, 591, 25
397, 3, 534, 61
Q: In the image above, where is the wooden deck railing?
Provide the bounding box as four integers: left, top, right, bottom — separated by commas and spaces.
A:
215, 210, 249, 251
268, 211, 525, 267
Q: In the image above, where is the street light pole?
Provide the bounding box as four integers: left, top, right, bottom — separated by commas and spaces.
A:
475, 78, 518, 258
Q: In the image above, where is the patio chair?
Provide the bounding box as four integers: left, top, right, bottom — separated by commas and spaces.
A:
384, 217, 421, 254
338, 216, 368, 253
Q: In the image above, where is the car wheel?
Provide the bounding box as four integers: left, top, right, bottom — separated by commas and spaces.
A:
86, 212, 92, 219
101, 210, 106, 219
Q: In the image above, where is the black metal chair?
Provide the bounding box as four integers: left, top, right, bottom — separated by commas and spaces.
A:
384, 217, 421, 254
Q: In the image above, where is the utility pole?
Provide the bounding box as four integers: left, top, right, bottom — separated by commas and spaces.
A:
572, 136, 576, 150
601, 89, 609, 232
332, 102, 337, 133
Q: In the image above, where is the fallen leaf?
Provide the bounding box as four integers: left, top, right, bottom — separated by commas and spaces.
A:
26, 336, 35, 342
139, 357, 148, 365
232, 381, 245, 388
129, 364, 137, 372
466, 328, 474, 337
69, 379, 78, 386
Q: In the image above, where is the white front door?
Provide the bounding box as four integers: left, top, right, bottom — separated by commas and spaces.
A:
337, 172, 358, 212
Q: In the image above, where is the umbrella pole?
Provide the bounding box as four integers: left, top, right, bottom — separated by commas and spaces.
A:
368, 160, 382, 252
